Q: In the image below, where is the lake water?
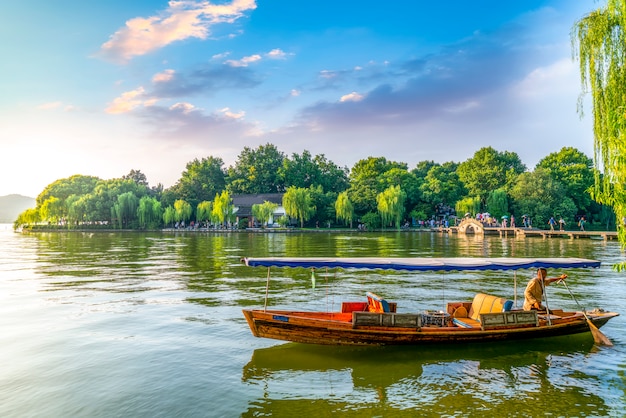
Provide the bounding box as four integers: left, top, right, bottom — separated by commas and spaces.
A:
0, 224, 624, 417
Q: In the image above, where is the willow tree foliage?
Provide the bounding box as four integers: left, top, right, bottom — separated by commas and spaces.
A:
335, 191, 354, 228
455, 196, 481, 218
163, 206, 176, 227
283, 186, 314, 228
485, 188, 509, 219
252, 201, 278, 227
137, 196, 163, 229
113, 191, 139, 229
40, 196, 63, 223
573, 0, 626, 249
196, 201, 213, 223
14, 207, 40, 229
174, 199, 192, 223
212, 191, 234, 226
376, 185, 406, 229
66, 194, 87, 228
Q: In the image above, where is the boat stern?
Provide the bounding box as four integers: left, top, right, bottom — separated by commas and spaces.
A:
242, 309, 261, 337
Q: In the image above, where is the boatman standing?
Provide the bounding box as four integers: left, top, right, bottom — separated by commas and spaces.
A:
523, 268, 567, 311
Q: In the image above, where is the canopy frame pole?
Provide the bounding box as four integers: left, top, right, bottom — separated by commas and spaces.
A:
540, 277, 552, 325
514, 272, 518, 308
442, 271, 446, 313
264, 266, 271, 312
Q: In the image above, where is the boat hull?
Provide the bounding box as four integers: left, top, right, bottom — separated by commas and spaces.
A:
243, 309, 618, 346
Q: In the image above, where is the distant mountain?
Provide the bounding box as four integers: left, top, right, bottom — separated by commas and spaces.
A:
0, 194, 36, 223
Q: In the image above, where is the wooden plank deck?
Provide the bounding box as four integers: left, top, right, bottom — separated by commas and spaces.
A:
440, 226, 618, 240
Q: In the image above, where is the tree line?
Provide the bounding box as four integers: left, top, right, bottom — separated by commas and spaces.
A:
14, 143, 612, 231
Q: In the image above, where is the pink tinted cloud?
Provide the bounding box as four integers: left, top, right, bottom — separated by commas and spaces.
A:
99, 0, 257, 63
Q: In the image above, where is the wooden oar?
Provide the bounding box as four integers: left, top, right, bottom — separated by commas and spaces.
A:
561, 280, 613, 346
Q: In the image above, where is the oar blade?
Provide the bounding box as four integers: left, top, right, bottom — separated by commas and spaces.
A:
587, 319, 613, 346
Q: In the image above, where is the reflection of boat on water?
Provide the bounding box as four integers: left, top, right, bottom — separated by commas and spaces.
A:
242, 257, 618, 346
241, 337, 608, 417
243, 335, 596, 385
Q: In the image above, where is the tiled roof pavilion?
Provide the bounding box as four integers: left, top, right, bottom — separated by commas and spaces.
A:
232, 193, 284, 218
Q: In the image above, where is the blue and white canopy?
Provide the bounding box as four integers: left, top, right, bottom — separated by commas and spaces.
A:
242, 257, 600, 272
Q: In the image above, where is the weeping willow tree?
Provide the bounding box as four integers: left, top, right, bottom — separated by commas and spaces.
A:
212, 191, 234, 226
283, 186, 314, 228
485, 188, 508, 219
573, 0, 626, 268
335, 191, 354, 228
196, 201, 213, 224
252, 200, 278, 227
376, 185, 406, 229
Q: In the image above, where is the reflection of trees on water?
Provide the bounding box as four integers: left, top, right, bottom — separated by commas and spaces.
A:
241, 338, 610, 417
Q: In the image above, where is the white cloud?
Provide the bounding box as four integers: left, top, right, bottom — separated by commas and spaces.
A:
106, 87, 156, 114
340, 92, 364, 102
170, 102, 197, 113
266, 48, 288, 59
152, 69, 176, 83
99, 0, 257, 63
225, 54, 261, 67
220, 107, 245, 119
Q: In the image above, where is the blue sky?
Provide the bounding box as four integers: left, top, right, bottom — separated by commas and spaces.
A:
0, 0, 600, 197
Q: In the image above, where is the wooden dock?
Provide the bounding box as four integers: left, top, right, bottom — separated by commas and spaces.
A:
509, 228, 617, 240
441, 219, 617, 240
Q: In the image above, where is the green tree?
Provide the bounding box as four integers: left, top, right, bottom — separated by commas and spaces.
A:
36, 175, 100, 208
361, 211, 381, 229
122, 169, 149, 188
509, 169, 576, 228
420, 162, 466, 211
66, 194, 87, 228
535, 147, 594, 216
573, 1, 626, 254
14, 207, 41, 229
283, 186, 314, 228
113, 191, 139, 229
174, 199, 192, 224
137, 196, 163, 229
212, 190, 234, 226
196, 201, 213, 224
281, 150, 350, 193
376, 185, 406, 229
455, 197, 481, 218
348, 157, 407, 215
457, 147, 526, 204
252, 201, 278, 227
163, 206, 176, 228
378, 167, 420, 217
411, 160, 438, 179
83, 178, 148, 224
169, 157, 226, 211
335, 191, 354, 228
40, 196, 63, 224
312, 154, 350, 193
485, 188, 509, 219
281, 150, 320, 189
228, 144, 286, 194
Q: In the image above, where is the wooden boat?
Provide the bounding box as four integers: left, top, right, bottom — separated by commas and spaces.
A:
242, 257, 619, 346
